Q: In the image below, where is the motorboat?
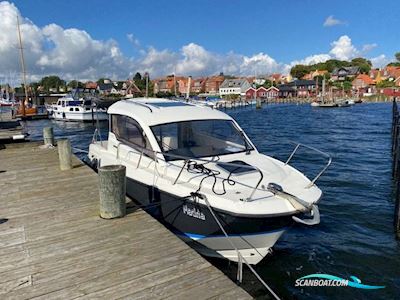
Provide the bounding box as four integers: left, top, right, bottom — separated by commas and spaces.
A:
49, 95, 108, 121
336, 99, 353, 107
0, 89, 16, 107
88, 98, 331, 264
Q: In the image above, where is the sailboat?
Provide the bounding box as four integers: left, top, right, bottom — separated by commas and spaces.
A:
14, 16, 48, 119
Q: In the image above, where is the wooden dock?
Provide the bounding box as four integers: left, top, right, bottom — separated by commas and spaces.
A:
0, 142, 251, 299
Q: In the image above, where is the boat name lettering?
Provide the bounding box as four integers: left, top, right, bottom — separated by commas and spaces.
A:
182, 205, 205, 221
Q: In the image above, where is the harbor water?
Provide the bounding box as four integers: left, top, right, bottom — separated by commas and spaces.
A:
24, 102, 400, 299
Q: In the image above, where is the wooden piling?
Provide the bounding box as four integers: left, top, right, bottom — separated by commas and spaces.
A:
57, 138, 72, 170
391, 98, 400, 238
256, 98, 261, 109
43, 127, 54, 146
99, 164, 126, 219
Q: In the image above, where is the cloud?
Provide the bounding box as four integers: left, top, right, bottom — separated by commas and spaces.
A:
136, 45, 284, 77
0, 2, 389, 82
370, 54, 389, 68
323, 15, 346, 27
329, 35, 358, 60
127, 33, 140, 47
361, 43, 377, 53
0, 1, 133, 81
290, 54, 332, 66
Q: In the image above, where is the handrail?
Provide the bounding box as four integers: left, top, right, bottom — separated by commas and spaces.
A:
91, 135, 330, 192
285, 141, 332, 188
155, 151, 263, 201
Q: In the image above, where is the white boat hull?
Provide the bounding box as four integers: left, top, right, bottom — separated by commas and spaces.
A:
52, 110, 108, 121
181, 229, 286, 264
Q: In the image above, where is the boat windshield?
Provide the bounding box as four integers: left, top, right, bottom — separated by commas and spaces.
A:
151, 119, 253, 161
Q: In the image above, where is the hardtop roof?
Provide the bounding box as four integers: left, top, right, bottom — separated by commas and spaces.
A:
108, 97, 232, 126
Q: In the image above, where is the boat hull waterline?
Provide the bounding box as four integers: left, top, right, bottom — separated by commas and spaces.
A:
122, 176, 296, 265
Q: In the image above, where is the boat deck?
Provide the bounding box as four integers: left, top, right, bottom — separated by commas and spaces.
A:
0, 142, 251, 299
0, 111, 26, 142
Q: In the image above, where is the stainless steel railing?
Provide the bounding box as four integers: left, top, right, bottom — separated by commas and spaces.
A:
284, 142, 332, 188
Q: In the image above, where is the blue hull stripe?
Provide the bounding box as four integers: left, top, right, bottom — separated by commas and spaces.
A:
177, 227, 288, 240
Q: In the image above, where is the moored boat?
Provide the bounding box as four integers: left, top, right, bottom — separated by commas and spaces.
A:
88, 98, 331, 264
50, 95, 108, 121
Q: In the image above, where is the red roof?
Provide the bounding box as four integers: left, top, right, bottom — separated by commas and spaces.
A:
353, 74, 375, 85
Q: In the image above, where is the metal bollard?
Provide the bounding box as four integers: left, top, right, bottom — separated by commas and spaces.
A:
98, 165, 126, 219
43, 127, 54, 146
57, 139, 72, 170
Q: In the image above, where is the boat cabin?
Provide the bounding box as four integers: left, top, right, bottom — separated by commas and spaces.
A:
105, 98, 256, 162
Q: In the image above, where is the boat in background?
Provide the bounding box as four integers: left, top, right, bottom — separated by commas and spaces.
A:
49, 94, 108, 122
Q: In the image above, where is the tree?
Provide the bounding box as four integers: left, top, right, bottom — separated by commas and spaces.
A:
39, 76, 66, 92
96, 78, 109, 85
351, 57, 372, 74
67, 80, 84, 88
290, 64, 310, 80
133, 72, 142, 81
133, 72, 154, 96
261, 79, 272, 88
376, 79, 395, 88
395, 52, 400, 62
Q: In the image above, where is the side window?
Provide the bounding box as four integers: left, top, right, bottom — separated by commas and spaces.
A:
111, 115, 154, 158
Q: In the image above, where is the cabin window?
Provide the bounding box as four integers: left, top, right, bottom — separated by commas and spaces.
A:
69, 108, 73, 111
151, 119, 253, 161
111, 115, 154, 158
75, 108, 79, 111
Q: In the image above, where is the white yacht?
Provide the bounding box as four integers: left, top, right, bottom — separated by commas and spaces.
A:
49, 96, 108, 121
88, 98, 331, 264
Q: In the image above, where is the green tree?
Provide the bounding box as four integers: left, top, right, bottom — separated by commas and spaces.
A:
67, 80, 84, 88
261, 79, 272, 88
39, 76, 66, 92
96, 78, 109, 85
133, 72, 153, 96
351, 57, 372, 74
377, 79, 395, 88
290, 64, 310, 79
395, 52, 400, 62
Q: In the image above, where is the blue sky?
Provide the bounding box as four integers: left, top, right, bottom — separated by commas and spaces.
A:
1, 0, 399, 81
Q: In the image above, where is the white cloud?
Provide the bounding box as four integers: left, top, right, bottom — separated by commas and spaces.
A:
290, 54, 332, 66
370, 54, 389, 68
0, 1, 133, 81
362, 43, 377, 53
323, 15, 346, 27
127, 33, 140, 47
0, 2, 389, 82
329, 35, 358, 60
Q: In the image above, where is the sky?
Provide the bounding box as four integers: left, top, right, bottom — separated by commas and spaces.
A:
0, 0, 399, 83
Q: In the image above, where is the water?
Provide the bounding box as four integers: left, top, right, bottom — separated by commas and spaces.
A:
24, 103, 400, 299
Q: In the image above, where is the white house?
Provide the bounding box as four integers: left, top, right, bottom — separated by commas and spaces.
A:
219, 79, 251, 96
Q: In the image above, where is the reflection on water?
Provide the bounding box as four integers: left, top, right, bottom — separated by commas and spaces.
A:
25, 103, 400, 299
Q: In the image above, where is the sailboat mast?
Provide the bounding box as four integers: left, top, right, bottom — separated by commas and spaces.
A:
145, 72, 149, 98
17, 15, 27, 116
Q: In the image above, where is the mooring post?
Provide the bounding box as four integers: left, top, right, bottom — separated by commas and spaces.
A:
43, 127, 54, 146
395, 171, 400, 239
256, 98, 262, 109
57, 139, 72, 171
98, 165, 126, 219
